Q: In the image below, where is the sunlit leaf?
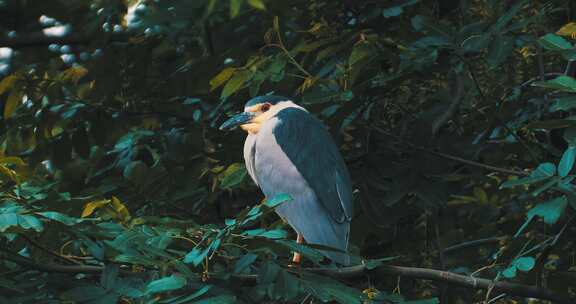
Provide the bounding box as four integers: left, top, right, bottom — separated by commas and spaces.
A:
145, 275, 186, 295
210, 67, 236, 91
538, 33, 573, 50
558, 146, 576, 177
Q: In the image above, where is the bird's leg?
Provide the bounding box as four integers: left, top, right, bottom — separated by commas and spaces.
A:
291, 233, 304, 264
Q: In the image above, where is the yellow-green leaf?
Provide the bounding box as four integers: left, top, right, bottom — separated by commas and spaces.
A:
61, 66, 88, 84
210, 67, 236, 91
0, 156, 26, 167
4, 90, 22, 119
221, 70, 251, 100
0, 75, 17, 96
247, 0, 265, 10
81, 199, 110, 218
230, 0, 243, 18
557, 22, 576, 38
110, 196, 130, 221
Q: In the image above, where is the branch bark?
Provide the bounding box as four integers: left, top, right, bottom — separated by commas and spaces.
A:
304, 264, 575, 304
2, 250, 573, 303
0, 32, 130, 49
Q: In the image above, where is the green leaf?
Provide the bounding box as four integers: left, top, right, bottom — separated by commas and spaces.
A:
500, 176, 551, 189
529, 196, 568, 225
230, 0, 243, 18
550, 96, 576, 112
502, 265, 517, 278
461, 34, 491, 52
491, 0, 527, 32
0, 75, 17, 96
145, 275, 186, 295
559, 146, 576, 177
382, 0, 419, 18
4, 90, 22, 119
221, 70, 251, 100
220, 163, 247, 189
514, 256, 535, 271
163, 285, 212, 304
243, 228, 287, 239
349, 42, 374, 66
247, 0, 265, 10
264, 193, 291, 208
210, 67, 236, 91
532, 163, 556, 177
272, 270, 300, 301
538, 33, 573, 51
37, 211, 82, 225
532, 76, 576, 93
233, 253, 258, 274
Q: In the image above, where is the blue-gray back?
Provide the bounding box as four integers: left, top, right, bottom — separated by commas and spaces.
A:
273, 108, 353, 223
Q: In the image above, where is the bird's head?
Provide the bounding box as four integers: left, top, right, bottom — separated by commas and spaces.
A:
219, 95, 303, 134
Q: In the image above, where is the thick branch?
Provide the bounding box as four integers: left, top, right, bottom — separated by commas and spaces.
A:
0, 32, 130, 49
304, 264, 575, 304
2, 251, 572, 303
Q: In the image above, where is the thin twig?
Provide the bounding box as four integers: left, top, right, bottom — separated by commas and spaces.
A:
372, 126, 528, 176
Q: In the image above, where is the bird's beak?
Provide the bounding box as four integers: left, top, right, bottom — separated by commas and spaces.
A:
219, 112, 256, 131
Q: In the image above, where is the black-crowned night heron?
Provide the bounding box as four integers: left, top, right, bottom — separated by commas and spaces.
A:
220, 95, 353, 265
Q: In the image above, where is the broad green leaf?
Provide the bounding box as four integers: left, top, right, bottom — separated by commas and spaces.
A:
230, 0, 243, 18
164, 285, 212, 304
538, 33, 573, 51
529, 196, 568, 224
557, 22, 576, 37
550, 96, 576, 112
221, 70, 251, 100
272, 270, 300, 301
145, 275, 186, 295
247, 0, 265, 10
514, 256, 535, 271
4, 90, 22, 119
461, 34, 490, 52
243, 228, 287, 239
559, 146, 576, 177
82, 199, 109, 218
37, 211, 82, 225
210, 67, 236, 91
0, 213, 18, 232
500, 175, 551, 189
531, 163, 556, 177
491, 0, 527, 32
18, 215, 43, 232
515, 196, 568, 237
532, 76, 576, 93
502, 265, 517, 278
220, 163, 247, 189
233, 253, 258, 274
264, 193, 291, 208
0, 75, 17, 95
349, 43, 373, 66
382, 0, 419, 18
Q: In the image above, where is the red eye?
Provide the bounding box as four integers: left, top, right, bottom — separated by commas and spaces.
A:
261, 103, 271, 112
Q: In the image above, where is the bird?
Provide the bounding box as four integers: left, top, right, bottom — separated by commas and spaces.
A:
219, 95, 353, 265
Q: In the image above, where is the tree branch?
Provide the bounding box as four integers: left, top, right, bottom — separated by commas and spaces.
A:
303, 264, 575, 304
2, 250, 572, 303
0, 32, 130, 49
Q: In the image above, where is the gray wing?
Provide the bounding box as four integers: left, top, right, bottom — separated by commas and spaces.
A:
273, 108, 353, 223
243, 133, 258, 186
